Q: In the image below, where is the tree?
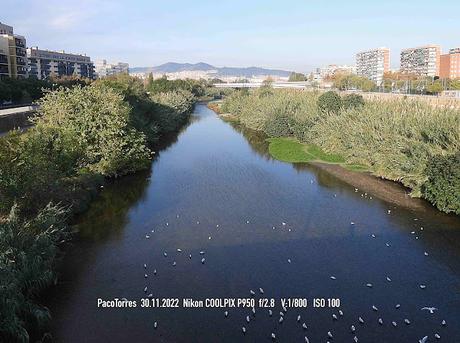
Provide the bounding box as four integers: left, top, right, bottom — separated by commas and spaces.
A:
288, 72, 307, 82
426, 80, 443, 95
317, 91, 342, 113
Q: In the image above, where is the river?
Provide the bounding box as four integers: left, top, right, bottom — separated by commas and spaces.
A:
47, 103, 460, 342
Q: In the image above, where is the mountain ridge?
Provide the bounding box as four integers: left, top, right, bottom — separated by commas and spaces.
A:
130, 62, 292, 77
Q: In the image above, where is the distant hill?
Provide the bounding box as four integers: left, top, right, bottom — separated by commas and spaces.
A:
130, 62, 291, 77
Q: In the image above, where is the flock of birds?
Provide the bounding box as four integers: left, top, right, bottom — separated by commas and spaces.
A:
137, 185, 451, 342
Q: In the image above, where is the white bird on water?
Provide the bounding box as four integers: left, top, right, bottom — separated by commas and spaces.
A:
338, 310, 343, 316
386, 276, 392, 282
163, 252, 168, 257
177, 248, 182, 252
395, 304, 401, 309
172, 261, 176, 266
304, 337, 310, 343
143, 264, 147, 269
279, 316, 284, 323
251, 307, 256, 316
358, 317, 364, 324
404, 319, 411, 325
201, 258, 205, 264
330, 276, 337, 280
224, 311, 228, 317
271, 333, 276, 340
250, 290, 256, 296
441, 319, 446, 326
199, 251, 205, 255
145, 235, 150, 239
351, 325, 356, 332
302, 323, 308, 330
332, 314, 338, 320
378, 318, 383, 325
353, 336, 358, 343
154, 321, 158, 329
372, 305, 378, 311
153, 269, 157, 275
242, 327, 246, 334
419, 336, 428, 343
420, 284, 427, 289
268, 309, 273, 317
246, 315, 250, 323
392, 321, 397, 327
327, 331, 333, 339
297, 315, 301, 322
435, 333, 441, 339
366, 283, 373, 288
287, 259, 291, 263
259, 287, 264, 294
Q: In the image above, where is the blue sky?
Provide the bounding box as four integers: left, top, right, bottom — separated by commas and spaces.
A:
2, 0, 459, 72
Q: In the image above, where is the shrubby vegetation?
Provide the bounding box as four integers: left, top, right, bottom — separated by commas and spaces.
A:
0, 74, 202, 341
221, 89, 460, 214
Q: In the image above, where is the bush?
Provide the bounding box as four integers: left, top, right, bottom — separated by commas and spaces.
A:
35, 84, 151, 177
422, 153, 460, 214
0, 204, 69, 342
342, 94, 365, 110
264, 115, 293, 137
317, 91, 342, 113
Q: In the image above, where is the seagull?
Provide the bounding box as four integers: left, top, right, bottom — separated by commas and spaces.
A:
144, 286, 148, 292
166, 222, 169, 226
201, 258, 205, 264
153, 269, 157, 275
372, 305, 378, 311
302, 323, 308, 330
297, 315, 301, 322
404, 319, 410, 325
378, 318, 383, 325
358, 317, 364, 324
259, 288, 264, 294
246, 220, 250, 224
287, 259, 291, 263
208, 236, 212, 240
353, 336, 358, 343
242, 327, 246, 334
148, 293, 153, 298
332, 314, 338, 320
216, 224, 219, 228
330, 276, 337, 280
441, 319, 446, 326
392, 321, 397, 327
304, 337, 310, 343
199, 251, 205, 255
279, 312, 284, 317
371, 234, 376, 238
189, 254, 192, 259
387, 210, 391, 214
197, 221, 200, 224
145, 235, 150, 239
250, 290, 255, 296
386, 276, 392, 282
271, 333, 276, 340
163, 252, 168, 257
351, 222, 355, 225
351, 325, 356, 332
424, 252, 429, 256
420, 284, 426, 289
177, 248, 182, 252
172, 261, 176, 266
246, 315, 250, 323
268, 309, 273, 316
224, 311, 228, 317
419, 336, 428, 343
395, 304, 401, 309
252, 307, 256, 316
327, 331, 333, 339
154, 321, 158, 329
144, 274, 148, 278
366, 283, 373, 288
435, 333, 441, 339
279, 316, 284, 323
386, 242, 391, 247
282, 222, 286, 226
143, 264, 147, 269
338, 310, 343, 316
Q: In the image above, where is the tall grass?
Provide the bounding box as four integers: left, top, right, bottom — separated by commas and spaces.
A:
221, 89, 460, 214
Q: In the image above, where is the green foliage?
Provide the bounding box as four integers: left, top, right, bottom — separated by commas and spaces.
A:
288, 72, 307, 82
263, 115, 293, 137
333, 74, 376, 92
35, 84, 151, 177
422, 153, 460, 214
0, 204, 69, 343
146, 75, 209, 97
221, 89, 460, 213
426, 80, 443, 94
342, 94, 365, 109
317, 91, 342, 113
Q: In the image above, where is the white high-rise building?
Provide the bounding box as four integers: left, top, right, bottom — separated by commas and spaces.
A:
400, 45, 440, 77
356, 47, 390, 85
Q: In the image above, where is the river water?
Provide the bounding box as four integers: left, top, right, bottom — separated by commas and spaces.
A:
48, 104, 460, 342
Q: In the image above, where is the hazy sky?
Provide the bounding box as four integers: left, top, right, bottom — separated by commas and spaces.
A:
2, 0, 459, 72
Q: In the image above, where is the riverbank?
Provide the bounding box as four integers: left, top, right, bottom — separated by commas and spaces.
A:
210, 92, 459, 215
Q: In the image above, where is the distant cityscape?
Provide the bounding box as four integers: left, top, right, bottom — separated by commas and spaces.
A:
0, 20, 459, 91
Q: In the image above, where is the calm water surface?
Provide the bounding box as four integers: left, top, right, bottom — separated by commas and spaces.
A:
48, 104, 460, 342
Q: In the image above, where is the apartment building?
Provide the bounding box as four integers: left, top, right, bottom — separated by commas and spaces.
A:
27, 47, 95, 79
400, 45, 440, 77
95, 59, 129, 78
356, 47, 390, 85
440, 48, 460, 79
0, 22, 28, 79
320, 64, 356, 79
